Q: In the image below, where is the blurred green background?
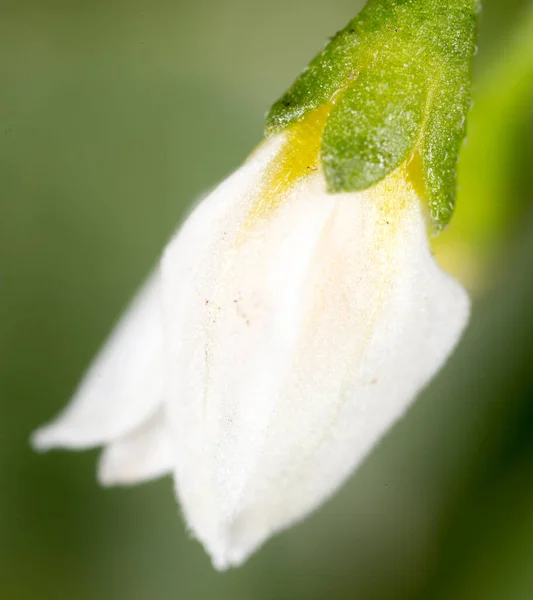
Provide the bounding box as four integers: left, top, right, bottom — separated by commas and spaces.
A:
2, 1, 533, 598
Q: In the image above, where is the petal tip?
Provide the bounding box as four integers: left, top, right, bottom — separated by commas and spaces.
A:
30, 423, 62, 453
29, 417, 95, 452
205, 539, 250, 572
97, 453, 120, 488
186, 516, 264, 571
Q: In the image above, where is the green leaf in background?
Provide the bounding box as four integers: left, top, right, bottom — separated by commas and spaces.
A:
267, 0, 479, 229
433, 2, 533, 290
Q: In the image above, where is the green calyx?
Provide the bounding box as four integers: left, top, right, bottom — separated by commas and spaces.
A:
266, 0, 480, 230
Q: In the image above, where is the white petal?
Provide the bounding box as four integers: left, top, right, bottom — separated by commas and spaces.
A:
32, 272, 165, 451
98, 409, 173, 486
161, 145, 469, 569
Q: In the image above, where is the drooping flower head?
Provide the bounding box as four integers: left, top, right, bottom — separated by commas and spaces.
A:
33, 0, 479, 570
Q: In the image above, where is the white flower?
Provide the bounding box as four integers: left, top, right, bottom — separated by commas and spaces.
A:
32, 125, 469, 569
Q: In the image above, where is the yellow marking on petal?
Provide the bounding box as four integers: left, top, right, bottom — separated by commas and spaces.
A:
405, 151, 427, 204
243, 104, 332, 229
373, 160, 483, 291
368, 164, 416, 217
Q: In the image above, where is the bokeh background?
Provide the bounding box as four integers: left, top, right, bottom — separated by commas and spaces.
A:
2, 0, 533, 598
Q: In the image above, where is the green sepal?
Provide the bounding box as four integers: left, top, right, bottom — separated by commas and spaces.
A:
419, 71, 473, 227
322, 62, 425, 192
266, 0, 479, 229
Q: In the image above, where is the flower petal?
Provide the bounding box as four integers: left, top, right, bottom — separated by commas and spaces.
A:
160, 137, 336, 566
32, 272, 164, 451
161, 162, 469, 569
98, 408, 173, 486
